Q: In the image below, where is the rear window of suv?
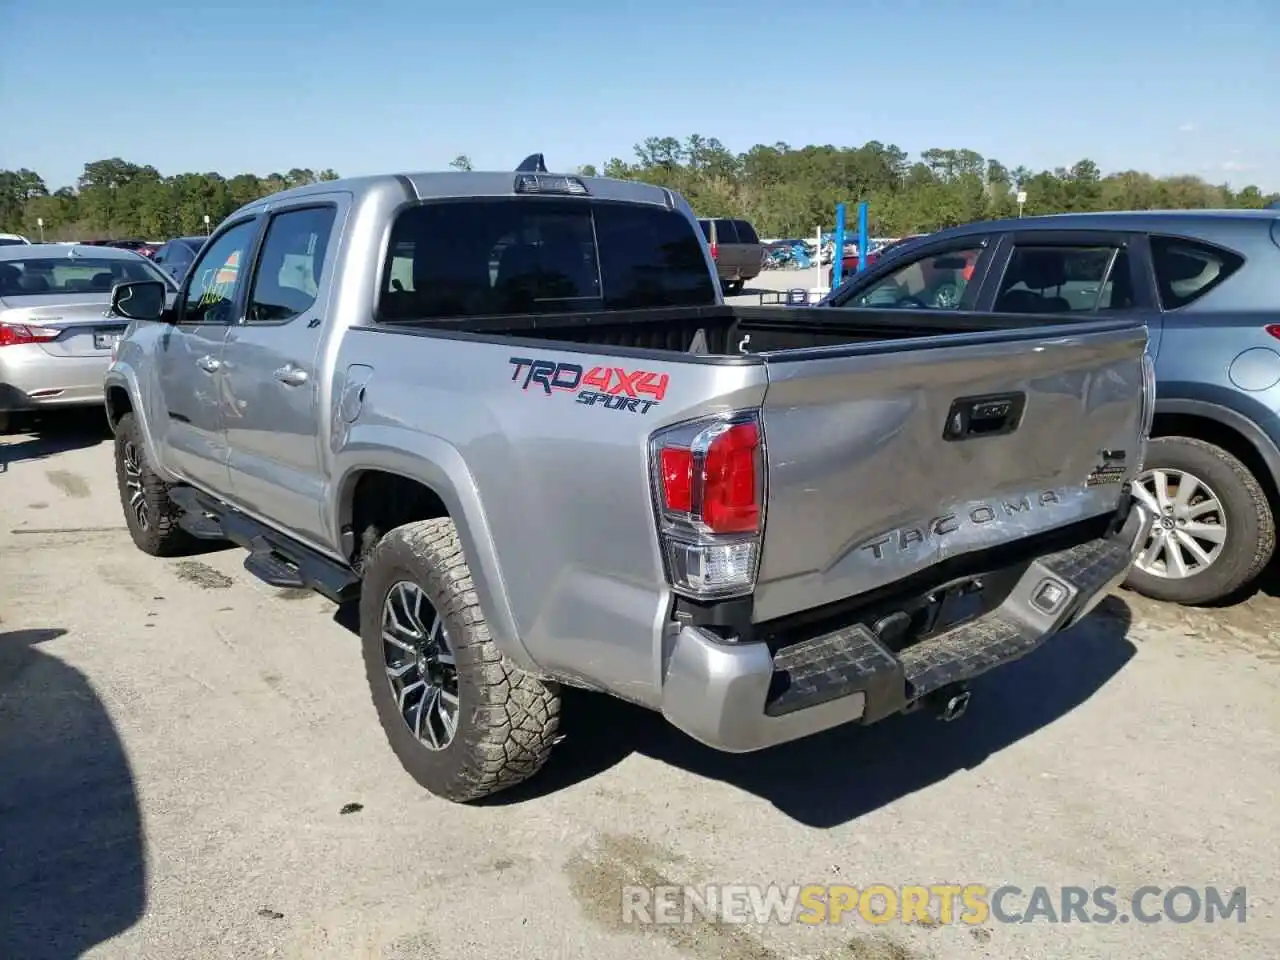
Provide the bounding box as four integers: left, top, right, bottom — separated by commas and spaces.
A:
712, 219, 738, 243
380, 198, 717, 320
732, 220, 759, 244
1149, 235, 1245, 309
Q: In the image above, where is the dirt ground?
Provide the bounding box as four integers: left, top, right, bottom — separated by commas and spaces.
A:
2, 411, 1277, 960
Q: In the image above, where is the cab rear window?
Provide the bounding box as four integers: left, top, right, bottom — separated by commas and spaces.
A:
379, 198, 716, 321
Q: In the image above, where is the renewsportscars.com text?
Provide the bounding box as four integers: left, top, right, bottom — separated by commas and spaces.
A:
621, 883, 1248, 926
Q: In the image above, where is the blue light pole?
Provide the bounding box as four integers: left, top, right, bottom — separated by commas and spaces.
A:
857, 200, 869, 273
831, 203, 846, 289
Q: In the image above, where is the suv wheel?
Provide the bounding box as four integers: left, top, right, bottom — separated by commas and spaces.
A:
724, 279, 744, 296
113, 413, 198, 556
1124, 437, 1276, 605
359, 517, 561, 802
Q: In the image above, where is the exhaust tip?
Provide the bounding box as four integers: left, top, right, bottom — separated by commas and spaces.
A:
924, 685, 971, 722
939, 690, 971, 722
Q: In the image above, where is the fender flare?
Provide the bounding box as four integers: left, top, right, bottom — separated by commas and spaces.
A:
330, 429, 538, 675
1154, 397, 1280, 488
103, 367, 180, 483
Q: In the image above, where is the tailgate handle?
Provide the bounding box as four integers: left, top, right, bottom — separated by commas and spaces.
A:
943, 392, 1026, 442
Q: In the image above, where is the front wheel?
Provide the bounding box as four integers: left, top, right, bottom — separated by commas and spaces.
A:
359, 518, 562, 802
113, 413, 198, 556
1124, 436, 1276, 605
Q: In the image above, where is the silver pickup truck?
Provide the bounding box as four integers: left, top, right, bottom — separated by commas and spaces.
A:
103, 159, 1155, 803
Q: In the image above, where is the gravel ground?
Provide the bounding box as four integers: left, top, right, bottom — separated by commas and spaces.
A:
2, 411, 1278, 960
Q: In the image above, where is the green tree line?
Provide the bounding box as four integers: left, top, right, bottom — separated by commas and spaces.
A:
0, 159, 340, 241
4, 140, 1276, 242
586, 137, 1279, 237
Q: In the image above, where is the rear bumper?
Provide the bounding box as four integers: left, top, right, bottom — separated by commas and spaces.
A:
0, 349, 109, 412
660, 503, 1152, 753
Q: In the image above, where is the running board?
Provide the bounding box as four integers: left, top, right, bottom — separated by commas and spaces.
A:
167, 486, 360, 603
170, 486, 227, 540
244, 543, 307, 589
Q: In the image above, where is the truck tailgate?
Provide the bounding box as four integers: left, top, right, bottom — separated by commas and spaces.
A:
753, 319, 1149, 622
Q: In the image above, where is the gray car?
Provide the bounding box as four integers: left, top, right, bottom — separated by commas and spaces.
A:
818, 209, 1280, 605
0, 244, 177, 429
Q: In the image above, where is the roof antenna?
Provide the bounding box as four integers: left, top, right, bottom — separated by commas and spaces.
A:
516, 153, 548, 173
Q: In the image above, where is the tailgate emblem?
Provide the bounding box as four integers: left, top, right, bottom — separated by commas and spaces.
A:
859, 491, 1063, 560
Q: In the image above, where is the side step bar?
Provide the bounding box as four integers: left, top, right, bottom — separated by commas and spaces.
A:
168, 486, 360, 604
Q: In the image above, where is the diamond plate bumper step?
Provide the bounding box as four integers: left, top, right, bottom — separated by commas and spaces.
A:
764, 514, 1143, 723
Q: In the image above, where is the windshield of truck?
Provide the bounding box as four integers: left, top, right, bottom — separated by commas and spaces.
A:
0, 256, 170, 297
378, 198, 717, 320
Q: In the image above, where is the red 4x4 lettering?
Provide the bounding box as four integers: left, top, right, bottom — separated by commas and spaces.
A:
582, 366, 613, 392
606, 368, 669, 402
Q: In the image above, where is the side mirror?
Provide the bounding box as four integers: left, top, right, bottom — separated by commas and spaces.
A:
109, 280, 169, 322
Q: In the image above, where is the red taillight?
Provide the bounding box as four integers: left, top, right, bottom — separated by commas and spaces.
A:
661, 447, 693, 513
710, 243, 719, 260
656, 420, 762, 534
702, 423, 760, 533
1266, 324, 1280, 341
0, 322, 59, 347
651, 412, 765, 599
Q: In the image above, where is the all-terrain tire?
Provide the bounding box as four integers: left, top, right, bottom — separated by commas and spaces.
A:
1124, 436, 1276, 605
359, 518, 561, 802
113, 412, 199, 556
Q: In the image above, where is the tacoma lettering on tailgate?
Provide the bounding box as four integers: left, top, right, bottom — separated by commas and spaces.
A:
860, 491, 1064, 560
508, 356, 669, 415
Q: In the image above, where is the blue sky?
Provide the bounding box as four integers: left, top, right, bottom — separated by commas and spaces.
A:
3, 0, 1277, 191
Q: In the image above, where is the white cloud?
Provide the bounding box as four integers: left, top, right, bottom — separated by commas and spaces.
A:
1221, 159, 1255, 172
1177, 122, 1196, 133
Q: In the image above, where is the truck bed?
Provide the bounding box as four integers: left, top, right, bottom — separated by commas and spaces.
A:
354, 298, 1149, 646
376, 304, 1134, 358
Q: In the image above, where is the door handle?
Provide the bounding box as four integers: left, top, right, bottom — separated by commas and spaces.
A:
274, 364, 308, 387
196, 355, 221, 373
943, 392, 1027, 442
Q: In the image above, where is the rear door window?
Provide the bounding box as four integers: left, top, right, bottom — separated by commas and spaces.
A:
246, 205, 338, 324
378, 199, 716, 320
1149, 235, 1245, 309
732, 220, 760, 243
994, 244, 1129, 313
698, 219, 713, 241
712, 218, 739, 243
845, 246, 983, 310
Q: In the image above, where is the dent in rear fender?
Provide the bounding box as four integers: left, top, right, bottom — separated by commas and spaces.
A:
328, 428, 538, 674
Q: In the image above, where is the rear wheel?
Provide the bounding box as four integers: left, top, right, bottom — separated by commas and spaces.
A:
113, 413, 198, 556
724, 279, 744, 296
360, 518, 561, 802
1124, 436, 1275, 605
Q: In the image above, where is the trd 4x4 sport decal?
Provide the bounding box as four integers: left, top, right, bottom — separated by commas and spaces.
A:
508, 356, 670, 415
